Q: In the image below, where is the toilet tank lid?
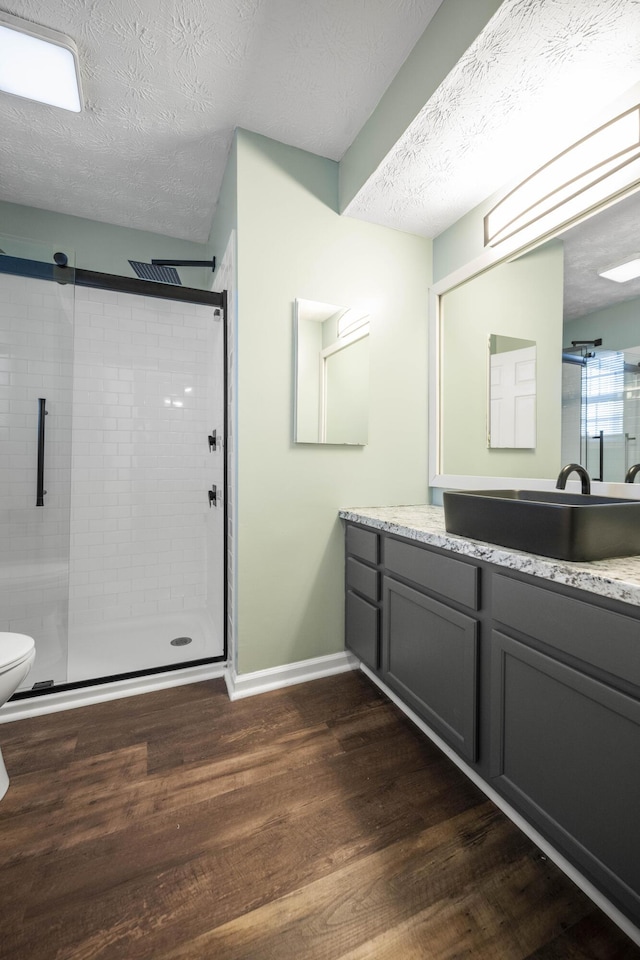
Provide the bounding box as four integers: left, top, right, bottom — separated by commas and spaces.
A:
0, 633, 35, 669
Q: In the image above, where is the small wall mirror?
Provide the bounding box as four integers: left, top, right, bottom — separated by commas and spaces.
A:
294, 298, 370, 445
488, 335, 536, 448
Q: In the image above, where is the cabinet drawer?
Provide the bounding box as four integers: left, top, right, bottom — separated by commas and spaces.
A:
385, 537, 479, 610
382, 577, 478, 761
346, 590, 379, 670
346, 557, 379, 602
346, 524, 379, 565
490, 629, 640, 920
492, 574, 640, 687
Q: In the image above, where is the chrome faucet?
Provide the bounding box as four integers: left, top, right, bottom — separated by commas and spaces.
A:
556, 463, 591, 494
625, 463, 640, 483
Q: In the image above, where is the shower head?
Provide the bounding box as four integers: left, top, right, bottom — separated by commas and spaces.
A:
128, 260, 182, 285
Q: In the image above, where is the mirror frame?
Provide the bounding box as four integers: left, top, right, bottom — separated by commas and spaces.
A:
428, 182, 640, 498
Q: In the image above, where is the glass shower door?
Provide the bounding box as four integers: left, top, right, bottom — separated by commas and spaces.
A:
0, 239, 74, 691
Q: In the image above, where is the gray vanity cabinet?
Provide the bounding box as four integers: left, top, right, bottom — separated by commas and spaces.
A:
489, 574, 640, 923
381, 538, 480, 762
345, 525, 381, 671
343, 518, 640, 927
344, 524, 481, 762
382, 576, 478, 761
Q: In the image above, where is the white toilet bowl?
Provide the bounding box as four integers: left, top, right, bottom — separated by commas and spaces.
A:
0, 633, 35, 801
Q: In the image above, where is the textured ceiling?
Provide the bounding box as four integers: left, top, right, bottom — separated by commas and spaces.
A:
0, 0, 443, 241
345, 0, 640, 239
561, 189, 640, 324
2, 0, 640, 246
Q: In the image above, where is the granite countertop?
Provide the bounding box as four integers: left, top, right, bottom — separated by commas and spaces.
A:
339, 504, 640, 608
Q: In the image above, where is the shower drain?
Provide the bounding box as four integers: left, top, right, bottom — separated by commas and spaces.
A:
170, 636, 193, 647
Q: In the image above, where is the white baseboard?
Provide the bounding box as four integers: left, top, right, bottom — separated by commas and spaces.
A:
225, 651, 358, 701
0, 662, 226, 724
359, 662, 640, 950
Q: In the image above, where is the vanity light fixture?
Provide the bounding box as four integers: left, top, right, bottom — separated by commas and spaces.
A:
0, 10, 83, 112
485, 104, 640, 248
598, 255, 640, 283
337, 308, 369, 339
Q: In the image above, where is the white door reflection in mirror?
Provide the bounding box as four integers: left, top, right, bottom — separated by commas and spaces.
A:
294, 298, 370, 445
488, 335, 536, 449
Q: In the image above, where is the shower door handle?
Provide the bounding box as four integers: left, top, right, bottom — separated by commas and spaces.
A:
591, 429, 604, 482
36, 398, 47, 506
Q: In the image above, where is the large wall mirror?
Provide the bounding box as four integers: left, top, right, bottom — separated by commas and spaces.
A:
294, 298, 370, 445
435, 184, 640, 487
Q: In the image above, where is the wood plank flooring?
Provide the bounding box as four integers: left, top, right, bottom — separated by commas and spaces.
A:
0, 671, 638, 959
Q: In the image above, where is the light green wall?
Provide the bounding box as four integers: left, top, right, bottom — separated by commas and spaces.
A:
339, 0, 503, 214
564, 296, 640, 351
441, 242, 564, 478
433, 193, 496, 282
208, 134, 238, 289
234, 129, 430, 673
0, 199, 213, 289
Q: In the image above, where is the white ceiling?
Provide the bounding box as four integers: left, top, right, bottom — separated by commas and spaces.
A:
0, 0, 443, 242
1, 0, 639, 246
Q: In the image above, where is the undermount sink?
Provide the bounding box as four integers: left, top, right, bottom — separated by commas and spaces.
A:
442, 488, 640, 562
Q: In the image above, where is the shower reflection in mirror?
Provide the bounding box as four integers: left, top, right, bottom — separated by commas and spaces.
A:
294, 298, 370, 445
488, 334, 536, 449
562, 341, 640, 481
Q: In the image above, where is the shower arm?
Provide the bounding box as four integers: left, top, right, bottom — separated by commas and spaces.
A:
151, 258, 216, 272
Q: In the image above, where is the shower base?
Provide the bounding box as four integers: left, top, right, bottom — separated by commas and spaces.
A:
15, 607, 222, 691
66, 607, 221, 685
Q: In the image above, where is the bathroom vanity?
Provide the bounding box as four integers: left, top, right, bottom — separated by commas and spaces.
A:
340, 505, 640, 932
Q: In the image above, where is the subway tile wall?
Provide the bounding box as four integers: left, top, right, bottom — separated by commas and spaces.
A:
68, 286, 217, 629
0, 273, 74, 685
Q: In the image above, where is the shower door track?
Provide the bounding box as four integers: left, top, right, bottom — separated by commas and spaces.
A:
74, 267, 224, 308
10, 656, 226, 701
1, 255, 229, 697
0, 255, 224, 308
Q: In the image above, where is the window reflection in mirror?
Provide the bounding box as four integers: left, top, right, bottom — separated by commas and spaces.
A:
488, 335, 536, 449
294, 298, 370, 445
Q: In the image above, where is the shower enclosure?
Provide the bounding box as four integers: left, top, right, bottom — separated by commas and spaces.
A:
562, 347, 640, 481
0, 239, 226, 695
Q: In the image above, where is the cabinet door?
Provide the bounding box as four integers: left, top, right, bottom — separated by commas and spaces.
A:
346, 589, 379, 670
382, 577, 478, 761
490, 629, 640, 923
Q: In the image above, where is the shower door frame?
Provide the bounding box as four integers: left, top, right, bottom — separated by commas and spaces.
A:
2, 257, 229, 699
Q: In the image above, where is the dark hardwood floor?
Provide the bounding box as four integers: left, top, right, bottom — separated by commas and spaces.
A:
0, 671, 637, 959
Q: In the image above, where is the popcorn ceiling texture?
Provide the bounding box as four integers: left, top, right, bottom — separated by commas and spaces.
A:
345, 0, 640, 238
0, 0, 443, 241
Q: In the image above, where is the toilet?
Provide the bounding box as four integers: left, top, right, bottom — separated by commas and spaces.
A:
0, 633, 35, 801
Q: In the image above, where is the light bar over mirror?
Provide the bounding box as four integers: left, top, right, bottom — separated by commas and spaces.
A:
485, 104, 640, 249
0, 10, 83, 113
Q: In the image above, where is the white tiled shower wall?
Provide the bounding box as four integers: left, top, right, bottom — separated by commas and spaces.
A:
0, 273, 73, 685
68, 286, 219, 630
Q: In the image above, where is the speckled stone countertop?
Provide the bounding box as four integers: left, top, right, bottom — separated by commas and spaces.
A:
339, 504, 640, 608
